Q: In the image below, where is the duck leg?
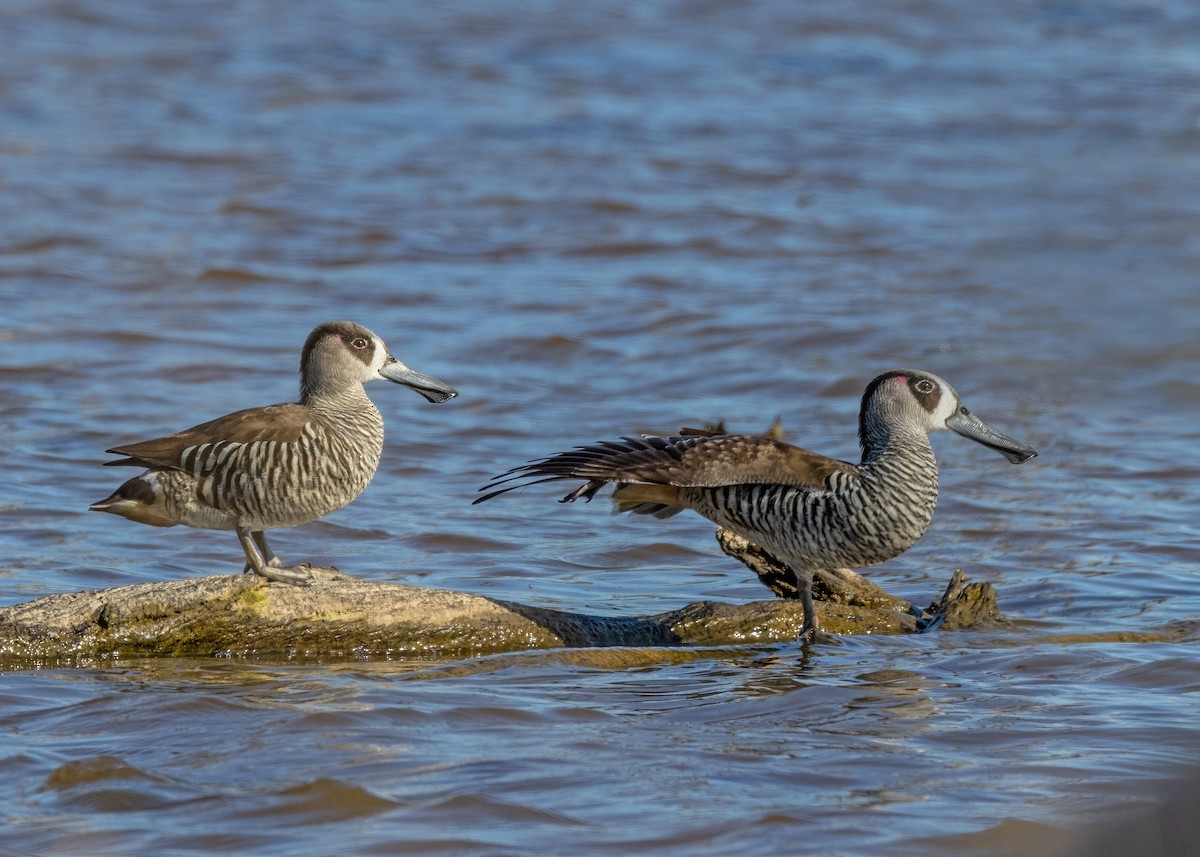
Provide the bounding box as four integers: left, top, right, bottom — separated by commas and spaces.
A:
236, 526, 312, 586
793, 567, 821, 642
253, 531, 282, 568
241, 531, 282, 574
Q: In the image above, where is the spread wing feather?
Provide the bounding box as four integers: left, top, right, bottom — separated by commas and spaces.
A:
475, 434, 854, 505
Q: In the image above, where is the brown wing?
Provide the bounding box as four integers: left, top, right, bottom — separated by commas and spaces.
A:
614, 435, 851, 489
679, 417, 785, 441
104, 403, 311, 471
475, 434, 854, 503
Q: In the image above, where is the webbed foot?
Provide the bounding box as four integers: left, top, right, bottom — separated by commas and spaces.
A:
798, 628, 842, 646
236, 527, 310, 586
243, 556, 284, 575
254, 562, 313, 587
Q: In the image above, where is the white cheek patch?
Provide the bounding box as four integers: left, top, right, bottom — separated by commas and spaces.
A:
370, 337, 390, 377
933, 386, 960, 427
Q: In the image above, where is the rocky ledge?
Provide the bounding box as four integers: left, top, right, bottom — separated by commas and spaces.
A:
0, 528, 1000, 666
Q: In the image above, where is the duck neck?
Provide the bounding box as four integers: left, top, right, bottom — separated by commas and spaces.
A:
857, 427, 939, 507
302, 376, 362, 408
304, 384, 386, 473
303, 382, 378, 420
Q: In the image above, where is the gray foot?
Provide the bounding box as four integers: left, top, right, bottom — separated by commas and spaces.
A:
242, 556, 284, 575
235, 527, 310, 586
799, 628, 842, 645
253, 562, 313, 587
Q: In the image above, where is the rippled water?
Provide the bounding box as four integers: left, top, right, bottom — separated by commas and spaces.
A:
3, 0, 1199, 854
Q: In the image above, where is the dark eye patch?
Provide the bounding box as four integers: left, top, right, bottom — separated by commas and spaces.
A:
338, 333, 375, 367
908, 376, 941, 411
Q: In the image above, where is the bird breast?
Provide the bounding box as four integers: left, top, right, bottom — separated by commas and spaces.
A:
156, 405, 386, 531
686, 441, 940, 572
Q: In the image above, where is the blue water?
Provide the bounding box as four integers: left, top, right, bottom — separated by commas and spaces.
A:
2, 0, 1199, 854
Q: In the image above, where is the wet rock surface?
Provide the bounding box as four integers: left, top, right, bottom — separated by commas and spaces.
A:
0, 548, 1000, 665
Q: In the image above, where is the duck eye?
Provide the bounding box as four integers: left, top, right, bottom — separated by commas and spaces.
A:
351, 338, 369, 349
914, 379, 935, 394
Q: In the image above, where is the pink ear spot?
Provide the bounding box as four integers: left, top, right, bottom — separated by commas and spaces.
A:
892, 374, 908, 384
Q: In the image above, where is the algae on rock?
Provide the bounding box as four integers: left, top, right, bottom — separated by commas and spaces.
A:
0, 549, 999, 666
